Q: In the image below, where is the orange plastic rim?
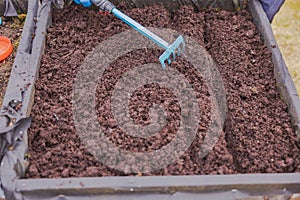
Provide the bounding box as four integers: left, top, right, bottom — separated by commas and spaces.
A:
0, 36, 13, 62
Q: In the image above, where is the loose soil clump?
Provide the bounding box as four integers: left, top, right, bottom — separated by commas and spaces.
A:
26, 4, 300, 178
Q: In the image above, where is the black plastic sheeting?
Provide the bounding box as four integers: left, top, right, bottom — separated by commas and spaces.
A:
0, 0, 299, 199
0, 0, 51, 199
1, 0, 28, 16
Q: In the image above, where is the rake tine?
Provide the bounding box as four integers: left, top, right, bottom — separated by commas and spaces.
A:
177, 48, 181, 56
172, 52, 176, 60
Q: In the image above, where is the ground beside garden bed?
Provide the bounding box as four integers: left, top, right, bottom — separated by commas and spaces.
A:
0, 17, 24, 107
26, 4, 300, 178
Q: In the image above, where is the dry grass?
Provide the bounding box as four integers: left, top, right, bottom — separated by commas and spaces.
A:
272, 0, 300, 95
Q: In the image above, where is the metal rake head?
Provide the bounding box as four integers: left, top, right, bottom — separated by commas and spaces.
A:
159, 35, 185, 70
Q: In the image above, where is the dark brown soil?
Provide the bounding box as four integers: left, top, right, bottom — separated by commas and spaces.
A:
26, 4, 300, 178
0, 18, 24, 107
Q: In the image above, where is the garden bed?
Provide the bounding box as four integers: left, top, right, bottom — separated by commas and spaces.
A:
25, 3, 300, 179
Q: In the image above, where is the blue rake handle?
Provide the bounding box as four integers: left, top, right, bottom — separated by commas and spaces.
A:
112, 9, 185, 69
92, 0, 186, 70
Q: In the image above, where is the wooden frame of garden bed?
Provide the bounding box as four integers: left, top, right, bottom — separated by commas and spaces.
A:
0, 0, 299, 199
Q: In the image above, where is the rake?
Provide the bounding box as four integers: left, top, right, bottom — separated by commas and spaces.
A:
79, 0, 186, 70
